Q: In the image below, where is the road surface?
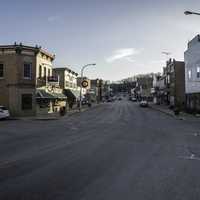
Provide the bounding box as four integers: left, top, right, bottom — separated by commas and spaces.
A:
1, 99, 200, 200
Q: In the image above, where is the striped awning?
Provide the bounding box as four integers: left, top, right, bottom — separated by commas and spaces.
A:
36, 90, 67, 100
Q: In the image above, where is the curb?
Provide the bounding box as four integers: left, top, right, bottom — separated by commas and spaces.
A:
149, 105, 188, 120
6, 103, 102, 121
149, 105, 175, 117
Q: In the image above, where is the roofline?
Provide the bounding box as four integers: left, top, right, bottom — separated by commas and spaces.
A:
0, 44, 55, 60
53, 67, 78, 76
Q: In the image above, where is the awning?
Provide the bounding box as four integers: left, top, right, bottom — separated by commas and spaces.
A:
64, 89, 80, 100
36, 90, 67, 100
51, 92, 67, 99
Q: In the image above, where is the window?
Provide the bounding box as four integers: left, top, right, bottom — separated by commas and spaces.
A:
197, 66, 200, 78
66, 81, 70, 87
43, 67, 46, 77
21, 94, 32, 110
48, 69, 51, 77
167, 75, 170, 84
188, 70, 192, 80
170, 66, 174, 72
0, 64, 3, 78
39, 65, 42, 78
24, 63, 32, 79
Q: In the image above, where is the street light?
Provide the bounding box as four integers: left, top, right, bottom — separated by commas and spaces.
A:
184, 10, 200, 16
79, 63, 96, 111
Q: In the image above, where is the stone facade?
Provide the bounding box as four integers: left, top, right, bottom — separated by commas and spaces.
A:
0, 44, 66, 117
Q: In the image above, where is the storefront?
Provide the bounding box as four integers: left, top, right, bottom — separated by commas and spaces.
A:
36, 89, 67, 116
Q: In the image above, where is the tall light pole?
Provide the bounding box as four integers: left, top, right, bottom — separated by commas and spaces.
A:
79, 63, 96, 111
184, 10, 200, 16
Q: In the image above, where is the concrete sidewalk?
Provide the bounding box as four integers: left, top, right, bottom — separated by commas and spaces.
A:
149, 103, 200, 122
13, 103, 102, 121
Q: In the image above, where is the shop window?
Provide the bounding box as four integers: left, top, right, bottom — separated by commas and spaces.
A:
21, 94, 32, 110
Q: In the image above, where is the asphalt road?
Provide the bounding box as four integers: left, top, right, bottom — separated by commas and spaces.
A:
1, 99, 200, 200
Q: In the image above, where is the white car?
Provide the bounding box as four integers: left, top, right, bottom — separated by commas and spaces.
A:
131, 97, 137, 102
140, 100, 148, 107
0, 106, 10, 119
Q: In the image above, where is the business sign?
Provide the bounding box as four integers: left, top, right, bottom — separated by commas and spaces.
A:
48, 76, 59, 82
48, 76, 59, 86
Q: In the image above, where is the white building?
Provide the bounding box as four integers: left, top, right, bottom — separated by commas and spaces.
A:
53, 67, 80, 108
184, 34, 200, 112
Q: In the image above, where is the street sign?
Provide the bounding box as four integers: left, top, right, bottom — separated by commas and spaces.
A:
81, 80, 88, 88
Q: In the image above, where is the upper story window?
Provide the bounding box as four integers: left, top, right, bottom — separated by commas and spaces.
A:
171, 66, 174, 72
65, 81, 70, 87
0, 63, 4, 78
48, 69, 51, 77
188, 69, 192, 80
39, 65, 42, 78
24, 62, 32, 79
166, 75, 170, 84
43, 67, 46, 77
197, 66, 200, 78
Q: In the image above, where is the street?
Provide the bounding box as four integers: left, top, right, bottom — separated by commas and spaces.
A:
1, 99, 200, 200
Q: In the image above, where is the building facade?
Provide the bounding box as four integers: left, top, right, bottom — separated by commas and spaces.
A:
0, 44, 66, 117
152, 59, 185, 108
167, 59, 185, 108
185, 35, 200, 113
53, 67, 80, 108
135, 74, 153, 101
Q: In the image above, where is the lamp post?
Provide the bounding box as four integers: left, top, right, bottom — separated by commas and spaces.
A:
184, 10, 200, 16
79, 63, 96, 111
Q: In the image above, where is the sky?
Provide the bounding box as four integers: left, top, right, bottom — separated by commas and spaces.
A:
0, 0, 200, 81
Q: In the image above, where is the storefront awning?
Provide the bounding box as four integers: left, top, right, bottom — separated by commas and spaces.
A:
51, 92, 67, 99
64, 89, 80, 100
36, 90, 67, 100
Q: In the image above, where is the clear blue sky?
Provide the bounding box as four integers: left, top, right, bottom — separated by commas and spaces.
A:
0, 0, 200, 80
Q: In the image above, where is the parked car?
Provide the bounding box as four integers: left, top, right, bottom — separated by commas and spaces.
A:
81, 99, 89, 105
131, 97, 137, 102
139, 100, 148, 107
0, 106, 10, 119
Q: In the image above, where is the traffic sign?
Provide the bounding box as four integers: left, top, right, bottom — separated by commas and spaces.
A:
81, 80, 88, 88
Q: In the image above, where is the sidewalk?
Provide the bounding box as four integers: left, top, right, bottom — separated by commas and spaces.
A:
149, 103, 200, 122
14, 103, 101, 121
